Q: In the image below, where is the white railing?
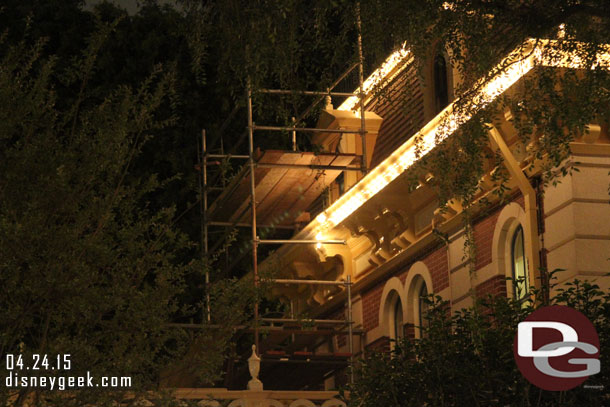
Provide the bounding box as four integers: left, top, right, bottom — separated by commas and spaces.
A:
173, 388, 347, 407
171, 346, 347, 407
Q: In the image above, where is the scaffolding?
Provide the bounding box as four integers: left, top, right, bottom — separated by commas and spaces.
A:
196, 4, 369, 388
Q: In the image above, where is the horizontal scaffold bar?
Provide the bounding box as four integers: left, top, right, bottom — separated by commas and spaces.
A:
207, 221, 296, 230
167, 323, 246, 330
261, 318, 347, 324
260, 89, 358, 97
206, 153, 250, 159
268, 278, 350, 286
252, 125, 366, 134
256, 163, 362, 171
203, 185, 224, 191
257, 239, 346, 245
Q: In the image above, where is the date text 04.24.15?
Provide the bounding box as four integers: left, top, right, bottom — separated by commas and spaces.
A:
5, 354, 71, 371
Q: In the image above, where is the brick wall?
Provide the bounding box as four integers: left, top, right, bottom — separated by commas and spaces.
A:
367, 62, 425, 168
514, 193, 525, 210
423, 247, 449, 291
361, 246, 450, 331
473, 194, 525, 271
404, 323, 415, 340
357, 194, 528, 334
476, 275, 507, 297
365, 336, 390, 354
361, 283, 384, 331
327, 307, 347, 348
473, 210, 501, 270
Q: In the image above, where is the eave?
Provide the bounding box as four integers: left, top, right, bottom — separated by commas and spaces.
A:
260, 38, 610, 296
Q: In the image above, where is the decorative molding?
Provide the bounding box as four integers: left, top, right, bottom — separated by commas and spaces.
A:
378, 277, 407, 339
571, 142, 610, 156
546, 234, 610, 253
490, 202, 526, 300
403, 262, 433, 339
544, 198, 609, 219
449, 260, 471, 275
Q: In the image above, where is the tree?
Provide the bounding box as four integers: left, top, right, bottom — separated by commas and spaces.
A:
0, 10, 261, 405
0, 20, 184, 405
358, 0, 610, 205
2, 0, 609, 403
184, 3, 610, 403
186, 0, 609, 203
349, 272, 610, 406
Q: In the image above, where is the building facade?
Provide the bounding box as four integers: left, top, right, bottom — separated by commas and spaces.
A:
252, 38, 610, 391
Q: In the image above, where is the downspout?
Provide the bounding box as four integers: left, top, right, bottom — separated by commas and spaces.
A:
534, 176, 549, 304
488, 127, 542, 293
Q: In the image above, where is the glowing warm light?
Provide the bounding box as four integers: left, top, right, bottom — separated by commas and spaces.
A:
311, 38, 610, 235
534, 40, 610, 70
442, 2, 456, 11
315, 232, 323, 249
338, 43, 411, 112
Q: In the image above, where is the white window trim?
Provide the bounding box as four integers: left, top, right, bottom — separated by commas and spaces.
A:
491, 202, 528, 300
404, 261, 433, 339
378, 277, 406, 348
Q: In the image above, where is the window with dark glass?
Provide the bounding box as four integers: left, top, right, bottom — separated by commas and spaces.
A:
336, 172, 345, 195
393, 298, 404, 340
433, 53, 449, 113
417, 283, 428, 335
511, 225, 529, 301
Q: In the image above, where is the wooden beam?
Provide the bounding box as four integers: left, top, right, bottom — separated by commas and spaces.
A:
488, 126, 541, 293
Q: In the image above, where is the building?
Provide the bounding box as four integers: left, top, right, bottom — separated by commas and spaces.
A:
196, 25, 610, 401
233, 36, 610, 392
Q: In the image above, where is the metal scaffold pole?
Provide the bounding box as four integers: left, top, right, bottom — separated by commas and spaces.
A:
204, 38, 368, 366
247, 85, 260, 351
291, 117, 296, 151
202, 130, 211, 322
347, 274, 354, 384
356, 2, 367, 175
264, 277, 355, 383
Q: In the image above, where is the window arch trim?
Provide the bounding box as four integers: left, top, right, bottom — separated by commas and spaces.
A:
378, 277, 407, 344
404, 261, 433, 339
491, 202, 531, 300
511, 224, 528, 301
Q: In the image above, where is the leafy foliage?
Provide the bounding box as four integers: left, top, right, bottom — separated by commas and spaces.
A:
361, 0, 610, 202
0, 9, 261, 406
349, 271, 610, 406
182, 0, 610, 211
2, 0, 609, 404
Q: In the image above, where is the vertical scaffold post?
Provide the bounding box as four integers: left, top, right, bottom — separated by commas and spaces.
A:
291, 117, 297, 151
356, 2, 367, 175
202, 130, 211, 322
219, 134, 229, 269
347, 274, 354, 384
247, 85, 260, 351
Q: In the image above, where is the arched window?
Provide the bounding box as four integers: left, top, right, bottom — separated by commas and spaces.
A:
433, 53, 449, 113
491, 202, 528, 300
379, 278, 405, 347
511, 225, 529, 301
336, 172, 345, 195
393, 297, 404, 340
417, 283, 429, 336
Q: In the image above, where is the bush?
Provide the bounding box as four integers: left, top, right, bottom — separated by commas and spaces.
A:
349, 271, 609, 407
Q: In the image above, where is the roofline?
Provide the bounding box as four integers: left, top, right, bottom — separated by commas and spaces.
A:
337, 43, 411, 112
286, 38, 610, 244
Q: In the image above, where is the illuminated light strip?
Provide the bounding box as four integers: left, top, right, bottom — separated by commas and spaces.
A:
312, 38, 610, 233
338, 43, 411, 112
534, 40, 610, 69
